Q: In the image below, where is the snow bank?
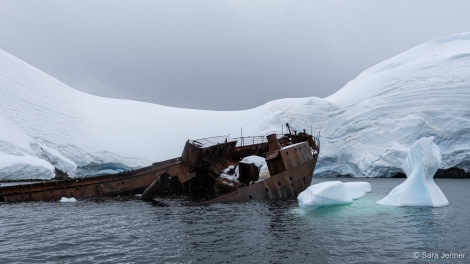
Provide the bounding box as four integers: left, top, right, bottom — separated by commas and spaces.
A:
318, 32, 470, 177
37, 144, 77, 178
1, 32, 470, 180
297, 181, 371, 210
0, 154, 55, 180
377, 137, 449, 207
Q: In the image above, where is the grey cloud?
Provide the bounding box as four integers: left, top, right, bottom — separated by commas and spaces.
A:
1, 0, 470, 110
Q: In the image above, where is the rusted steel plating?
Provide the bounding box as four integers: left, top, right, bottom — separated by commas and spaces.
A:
0, 124, 319, 203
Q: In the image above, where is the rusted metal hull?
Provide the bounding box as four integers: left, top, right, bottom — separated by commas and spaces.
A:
209, 139, 318, 203
0, 158, 193, 202
142, 133, 320, 203
0, 127, 319, 203
209, 157, 316, 203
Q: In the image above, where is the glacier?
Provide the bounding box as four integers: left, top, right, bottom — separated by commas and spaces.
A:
297, 181, 371, 210
1, 32, 470, 180
377, 137, 449, 207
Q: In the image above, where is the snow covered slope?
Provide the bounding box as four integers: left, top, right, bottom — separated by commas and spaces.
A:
1, 32, 469, 180
320, 32, 470, 177
0, 49, 269, 179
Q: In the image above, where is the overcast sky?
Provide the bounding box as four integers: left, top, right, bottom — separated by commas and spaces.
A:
1, 1, 469, 110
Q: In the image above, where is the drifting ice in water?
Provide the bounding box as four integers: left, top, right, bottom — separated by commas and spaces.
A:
297, 181, 371, 210
59, 197, 77, 203
377, 137, 449, 207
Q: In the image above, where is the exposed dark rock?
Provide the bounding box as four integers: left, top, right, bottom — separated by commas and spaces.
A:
54, 168, 69, 180
316, 167, 469, 178
434, 167, 470, 178
391, 173, 406, 178
389, 167, 469, 178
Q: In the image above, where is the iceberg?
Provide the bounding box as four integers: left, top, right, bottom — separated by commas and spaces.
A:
377, 137, 449, 207
344, 182, 372, 199
297, 181, 371, 210
59, 197, 77, 203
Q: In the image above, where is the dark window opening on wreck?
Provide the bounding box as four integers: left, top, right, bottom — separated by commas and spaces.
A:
180, 171, 216, 201
0, 129, 320, 203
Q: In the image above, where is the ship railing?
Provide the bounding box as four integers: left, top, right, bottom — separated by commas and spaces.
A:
234, 134, 284, 147
314, 132, 321, 152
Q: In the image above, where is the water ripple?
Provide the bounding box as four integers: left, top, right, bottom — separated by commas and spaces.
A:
0, 178, 468, 263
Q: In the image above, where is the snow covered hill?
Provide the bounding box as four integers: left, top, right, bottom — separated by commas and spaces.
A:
321, 32, 470, 177
0, 49, 269, 179
1, 32, 469, 180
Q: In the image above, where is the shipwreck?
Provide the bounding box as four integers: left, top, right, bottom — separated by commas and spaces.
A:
0, 124, 320, 203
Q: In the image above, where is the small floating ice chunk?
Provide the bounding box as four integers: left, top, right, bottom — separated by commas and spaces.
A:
377, 137, 449, 207
297, 181, 371, 210
59, 197, 77, 203
298, 181, 352, 210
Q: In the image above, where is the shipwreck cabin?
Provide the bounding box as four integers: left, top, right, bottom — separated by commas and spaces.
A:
0, 127, 320, 203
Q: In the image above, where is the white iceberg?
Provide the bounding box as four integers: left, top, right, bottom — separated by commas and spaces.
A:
297, 181, 371, 210
59, 197, 77, 203
377, 137, 449, 207
344, 182, 372, 199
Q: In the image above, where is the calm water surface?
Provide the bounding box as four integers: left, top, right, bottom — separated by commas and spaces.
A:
1, 178, 469, 264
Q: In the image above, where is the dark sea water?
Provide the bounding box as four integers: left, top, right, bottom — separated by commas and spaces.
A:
0, 178, 469, 264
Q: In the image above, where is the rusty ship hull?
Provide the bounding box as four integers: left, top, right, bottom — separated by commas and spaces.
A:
0, 126, 319, 203
0, 158, 193, 202
209, 141, 316, 203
